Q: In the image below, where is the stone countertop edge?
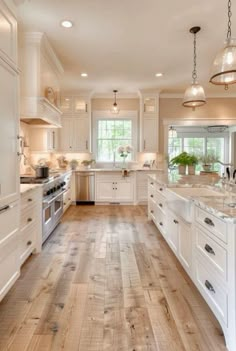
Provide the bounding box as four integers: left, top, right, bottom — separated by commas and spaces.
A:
20, 184, 43, 195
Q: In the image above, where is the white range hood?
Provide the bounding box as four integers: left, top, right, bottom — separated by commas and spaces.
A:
19, 32, 64, 127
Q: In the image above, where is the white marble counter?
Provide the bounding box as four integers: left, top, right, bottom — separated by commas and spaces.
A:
20, 184, 43, 194
148, 173, 236, 222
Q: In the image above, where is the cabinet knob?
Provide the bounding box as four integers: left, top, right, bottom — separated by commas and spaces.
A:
150, 210, 154, 214
159, 222, 163, 226
28, 198, 33, 202
173, 219, 178, 224
27, 241, 32, 246
205, 280, 215, 293
204, 217, 215, 227
159, 188, 163, 191
204, 244, 215, 255
27, 218, 33, 223
150, 182, 154, 185
150, 194, 154, 198
159, 203, 163, 208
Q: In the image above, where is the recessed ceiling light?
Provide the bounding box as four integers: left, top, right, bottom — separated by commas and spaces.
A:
155, 73, 163, 77
81, 73, 88, 77
61, 20, 73, 28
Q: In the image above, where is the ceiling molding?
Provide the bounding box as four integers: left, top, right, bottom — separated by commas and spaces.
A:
91, 92, 140, 99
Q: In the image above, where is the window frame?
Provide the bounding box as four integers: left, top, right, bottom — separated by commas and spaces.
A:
92, 110, 138, 163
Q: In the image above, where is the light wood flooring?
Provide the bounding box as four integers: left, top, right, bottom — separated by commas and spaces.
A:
0, 205, 227, 351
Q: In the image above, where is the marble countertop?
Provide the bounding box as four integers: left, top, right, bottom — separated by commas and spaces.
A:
20, 184, 43, 195
73, 167, 163, 172
148, 173, 236, 222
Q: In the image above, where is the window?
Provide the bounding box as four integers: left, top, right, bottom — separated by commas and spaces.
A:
93, 111, 138, 162
168, 127, 229, 174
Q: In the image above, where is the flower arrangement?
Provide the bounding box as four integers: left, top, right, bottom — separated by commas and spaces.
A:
117, 145, 133, 168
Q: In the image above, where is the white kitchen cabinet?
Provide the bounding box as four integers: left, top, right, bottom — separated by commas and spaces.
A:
0, 0, 17, 67
136, 170, 158, 203
0, 59, 19, 206
166, 210, 179, 255
60, 96, 89, 114
29, 128, 58, 152
96, 180, 114, 202
63, 172, 72, 213
143, 116, 158, 152
95, 172, 135, 203
178, 218, 191, 273
60, 117, 89, 152
0, 0, 20, 303
19, 187, 42, 265
140, 93, 159, 152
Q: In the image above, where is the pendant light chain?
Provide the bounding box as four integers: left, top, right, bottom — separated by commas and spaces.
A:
227, 0, 232, 39
192, 33, 197, 83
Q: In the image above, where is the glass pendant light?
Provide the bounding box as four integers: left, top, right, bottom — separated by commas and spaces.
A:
111, 90, 120, 114
210, 0, 236, 89
183, 26, 206, 109
169, 126, 177, 138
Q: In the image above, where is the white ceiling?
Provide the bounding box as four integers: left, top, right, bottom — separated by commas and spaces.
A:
16, 0, 236, 95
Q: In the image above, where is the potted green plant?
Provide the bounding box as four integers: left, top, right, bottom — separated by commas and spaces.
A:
170, 152, 191, 175
199, 154, 217, 172
69, 159, 79, 170
188, 154, 198, 175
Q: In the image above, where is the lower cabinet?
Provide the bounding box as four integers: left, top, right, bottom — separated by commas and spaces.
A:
96, 172, 135, 203
19, 187, 42, 265
0, 200, 20, 302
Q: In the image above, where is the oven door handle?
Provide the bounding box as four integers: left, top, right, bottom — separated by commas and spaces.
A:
43, 190, 66, 207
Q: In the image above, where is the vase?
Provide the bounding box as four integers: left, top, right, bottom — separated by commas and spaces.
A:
203, 164, 211, 172
178, 165, 186, 175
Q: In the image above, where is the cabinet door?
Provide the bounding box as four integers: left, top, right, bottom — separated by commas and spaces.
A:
0, 59, 19, 206
167, 211, 179, 255
47, 129, 58, 151
60, 118, 74, 151
115, 180, 134, 202
74, 97, 88, 113
96, 181, 114, 202
74, 117, 89, 152
0, 1, 17, 66
179, 220, 191, 273
143, 117, 158, 152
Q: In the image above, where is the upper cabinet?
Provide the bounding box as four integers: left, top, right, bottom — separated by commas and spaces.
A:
0, 0, 17, 68
60, 96, 90, 115
59, 95, 91, 152
140, 93, 159, 152
19, 33, 64, 127
29, 127, 58, 152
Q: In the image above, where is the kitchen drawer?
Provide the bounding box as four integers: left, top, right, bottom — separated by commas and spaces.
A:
195, 259, 228, 325
155, 192, 166, 214
0, 233, 19, 301
20, 205, 37, 231
155, 206, 166, 234
195, 227, 227, 281
137, 185, 148, 202
149, 201, 156, 222
21, 189, 39, 210
195, 206, 227, 243
156, 184, 167, 197
20, 223, 36, 265
0, 201, 19, 245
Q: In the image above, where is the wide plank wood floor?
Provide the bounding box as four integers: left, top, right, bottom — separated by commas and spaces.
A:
0, 205, 227, 351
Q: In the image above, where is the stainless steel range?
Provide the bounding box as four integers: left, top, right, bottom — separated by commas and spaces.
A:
20, 174, 67, 243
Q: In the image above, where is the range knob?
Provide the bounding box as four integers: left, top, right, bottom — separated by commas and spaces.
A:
46, 190, 51, 196
57, 185, 60, 190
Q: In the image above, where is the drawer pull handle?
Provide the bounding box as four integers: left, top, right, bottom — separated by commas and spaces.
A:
204, 217, 215, 227
150, 182, 154, 185
27, 218, 33, 223
28, 198, 33, 202
159, 203, 163, 208
150, 210, 154, 214
150, 195, 154, 198
0, 205, 10, 214
204, 244, 215, 255
27, 241, 32, 246
205, 280, 215, 293
159, 222, 163, 226
173, 219, 179, 224
159, 188, 163, 191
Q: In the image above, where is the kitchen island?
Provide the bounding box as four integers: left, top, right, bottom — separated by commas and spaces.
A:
148, 173, 236, 351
